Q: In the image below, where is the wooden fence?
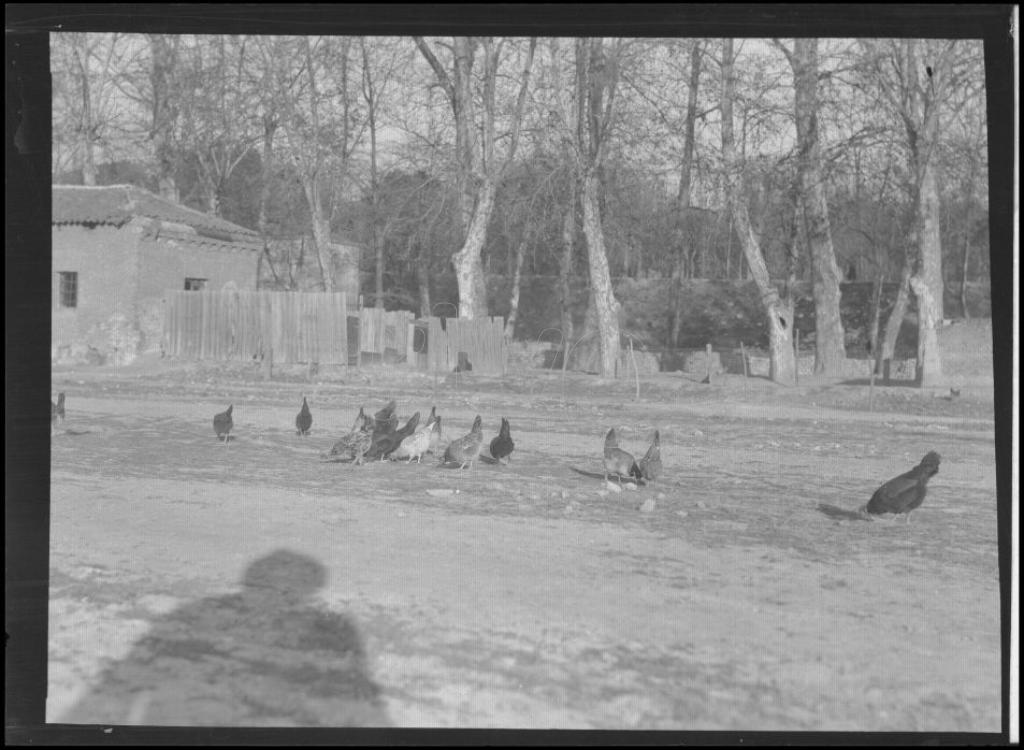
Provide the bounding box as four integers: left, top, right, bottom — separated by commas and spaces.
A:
357, 307, 415, 364
426, 316, 508, 376
164, 290, 349, 364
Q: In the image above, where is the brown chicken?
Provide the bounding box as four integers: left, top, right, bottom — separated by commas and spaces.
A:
603, 428, 643, 487
51, 392, 66, 433
637, 430, 662, 482
443, 415, 484, 469
861, 452, 941, 522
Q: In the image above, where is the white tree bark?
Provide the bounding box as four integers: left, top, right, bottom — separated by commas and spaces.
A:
909, 274, 942, 386
721, 38, 796, 385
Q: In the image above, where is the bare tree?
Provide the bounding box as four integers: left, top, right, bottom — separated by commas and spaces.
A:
575, 38, 627, 376
861, 39, 967, 385
359, 38, 404, 308
149, 34, 182, 202
669, 40, 704, 348
778, 38, 847, 375
414, 36, 535, 319
264, 36, 365, 294
721, 38, 797, 385
177, 36, 258, 216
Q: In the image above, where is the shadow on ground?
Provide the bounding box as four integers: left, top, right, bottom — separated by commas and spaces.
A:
816, 503, 871, 522
60, 549, 390, 727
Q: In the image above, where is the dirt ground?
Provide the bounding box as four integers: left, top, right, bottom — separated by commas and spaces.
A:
46, 356, 1001, 731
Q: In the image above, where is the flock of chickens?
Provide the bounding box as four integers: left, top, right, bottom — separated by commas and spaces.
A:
210, 396, 941, 522
213, 398, 517, 470
54, 390, 942, 522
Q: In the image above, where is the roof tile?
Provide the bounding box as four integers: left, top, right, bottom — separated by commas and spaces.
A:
53, 184, 260, 244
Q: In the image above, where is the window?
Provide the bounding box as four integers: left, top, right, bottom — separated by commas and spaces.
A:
58, 272, 78, 308
184, 277, 207, 291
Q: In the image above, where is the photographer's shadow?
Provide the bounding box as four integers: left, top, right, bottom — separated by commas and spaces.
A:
62, 549, 390, 727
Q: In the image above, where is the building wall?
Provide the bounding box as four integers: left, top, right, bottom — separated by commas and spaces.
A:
52, 224, 141, 364
135, 231, 258, 354
52, 220, 258, 364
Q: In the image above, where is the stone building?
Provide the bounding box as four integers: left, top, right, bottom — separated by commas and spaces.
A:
52, 184, 261, 364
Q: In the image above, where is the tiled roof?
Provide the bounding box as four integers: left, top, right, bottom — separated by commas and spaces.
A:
52, 184, 260, 245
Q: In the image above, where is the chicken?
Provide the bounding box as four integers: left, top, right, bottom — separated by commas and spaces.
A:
373, 399, 398, 436
488, 417, 515, 464
637, 430, 662, 482
51, 392, 66, 433
426, 407, 444, 455
370, 412, 421, 461
861, 451, 941, 522
213, 404, 234, 444
295, 396, 313, 436
322, 410, 374, 465
392, 414, 439, 464
442, 415, 484, 469
603, 428, 643, 487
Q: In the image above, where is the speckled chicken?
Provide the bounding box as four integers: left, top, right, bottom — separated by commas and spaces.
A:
861, 452, 941, 522
638, 430, 662, 482
213, 404, 233, 444
603, 428, 643, 486
322, 410, 374, 464
488, 417, 515, 464
295, 397, 312, 436
442, 415, 484, 469
393, 414, 440, 464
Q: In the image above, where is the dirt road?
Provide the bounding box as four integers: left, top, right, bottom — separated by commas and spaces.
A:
46, 366, 1001, 730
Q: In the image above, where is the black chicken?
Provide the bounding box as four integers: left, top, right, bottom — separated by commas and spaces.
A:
488, 417, 515, 464
213, 404, 234, 443
296, 397, 313, 436
861, 452, 941, 522
373, 400, 398, 435
371, 412, 421, 461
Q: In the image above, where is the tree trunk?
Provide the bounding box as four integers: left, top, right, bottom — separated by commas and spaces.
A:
909, 274, 942, 386
72, 35, 97, 186
300, 177, 335, 292
414, 239, 432, 319
256, 115, 282, 289
721, 38, 795, 385
918, 159, 945, 321
558, 189, 576, 346
452, 178, 495, 319
580, 171, 621, 378
792, 38, 846, 375
504, 239, 527, 338
868, 274, 884, 372
670, 41, 703, 348
149, 34, 180, 203
960, 231, 971, 319
880, 264, 912, 370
